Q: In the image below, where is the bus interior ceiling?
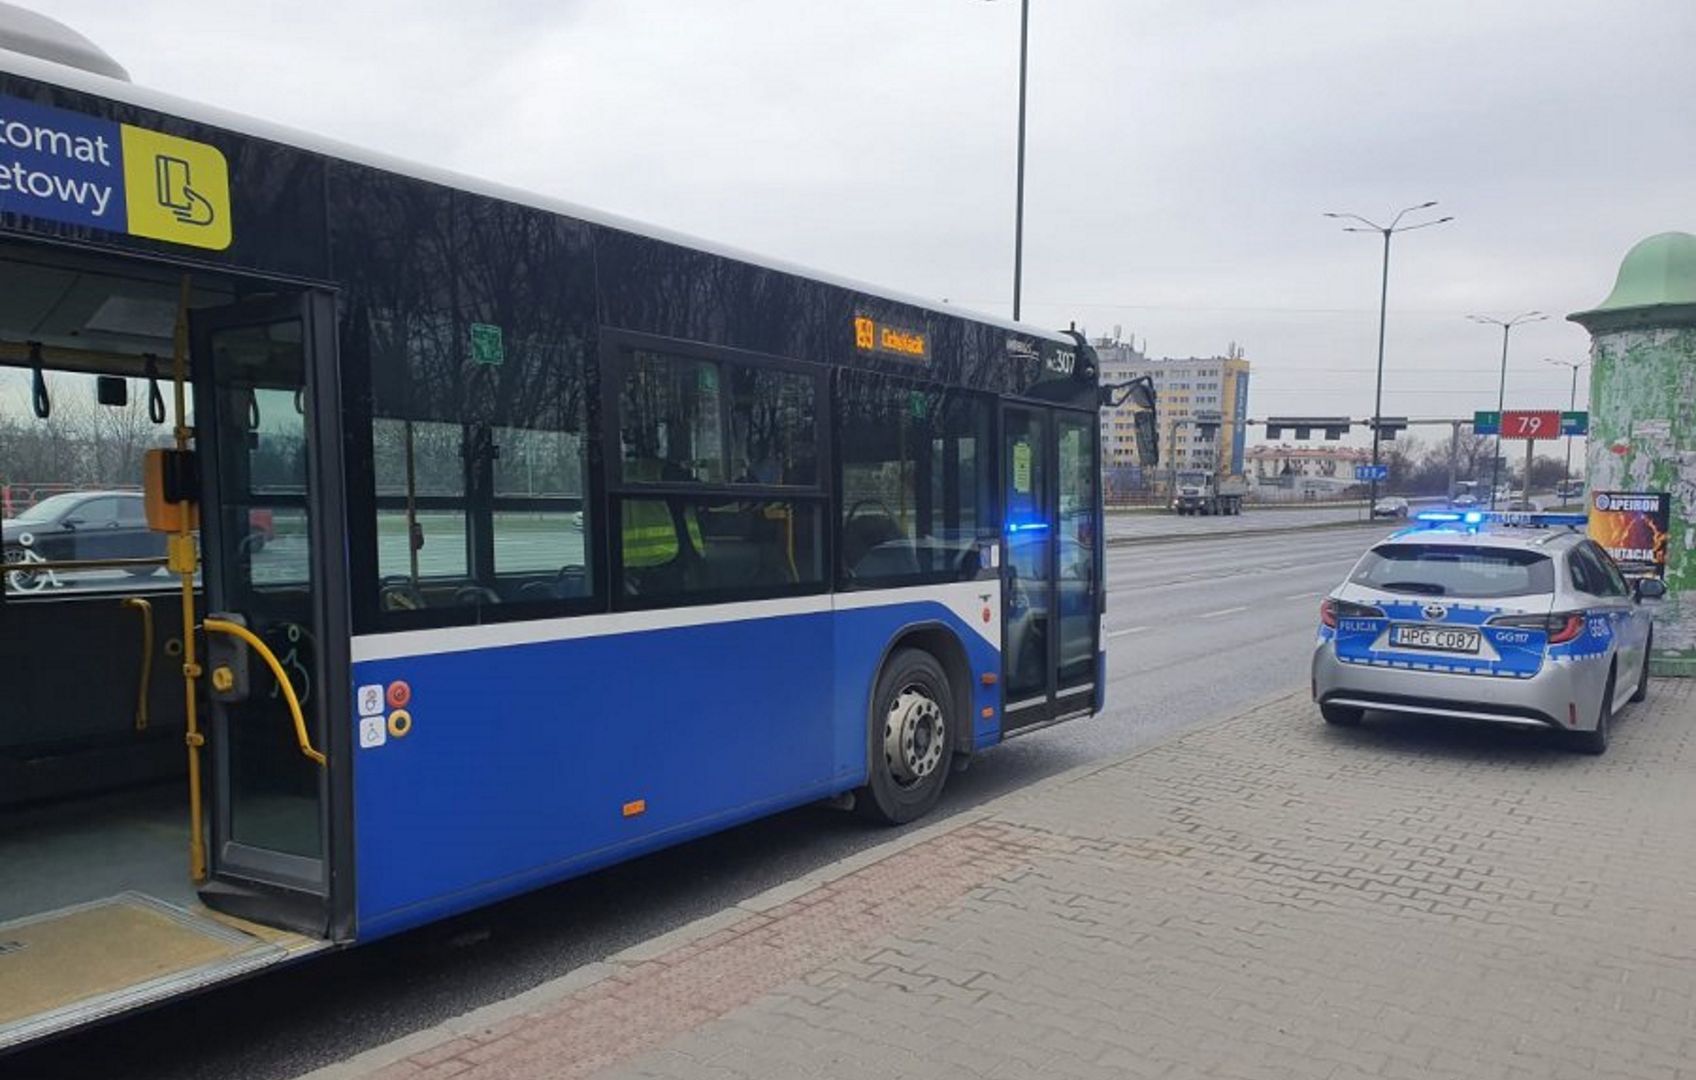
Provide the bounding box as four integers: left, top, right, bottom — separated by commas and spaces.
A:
0, 242, 234, 921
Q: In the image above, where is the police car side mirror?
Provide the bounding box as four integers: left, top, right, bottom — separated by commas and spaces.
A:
1634, 577, 1667, 602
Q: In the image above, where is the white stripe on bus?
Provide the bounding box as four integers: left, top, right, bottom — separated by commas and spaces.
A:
351, 579, 1002, 662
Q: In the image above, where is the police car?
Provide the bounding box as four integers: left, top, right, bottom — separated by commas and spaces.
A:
1313, 511, 1666, 753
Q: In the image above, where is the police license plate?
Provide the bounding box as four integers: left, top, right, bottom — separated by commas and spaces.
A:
1390, 624, 1481, 653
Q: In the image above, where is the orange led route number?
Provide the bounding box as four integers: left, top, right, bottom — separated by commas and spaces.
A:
853, 315, 928, 362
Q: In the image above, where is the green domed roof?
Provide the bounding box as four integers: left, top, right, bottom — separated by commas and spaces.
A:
1570, 231, 1696, 330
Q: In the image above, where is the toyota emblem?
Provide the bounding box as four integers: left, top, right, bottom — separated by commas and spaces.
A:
1422, 603, 1448, 621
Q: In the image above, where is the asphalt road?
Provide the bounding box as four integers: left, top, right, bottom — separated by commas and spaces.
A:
1105, 502, 1426, 541
12, 521, 1398, 1080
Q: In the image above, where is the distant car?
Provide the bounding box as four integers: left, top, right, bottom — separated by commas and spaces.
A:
1506, 498, 1540, 513
1314, 512, 1665, 754
1371, 496, 1410, 518
1451, 494, 1480, 509
247, 508, 276, 552
2, 490, 166, 585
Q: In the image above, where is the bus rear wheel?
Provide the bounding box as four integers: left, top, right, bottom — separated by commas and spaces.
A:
857, 648, 953, 825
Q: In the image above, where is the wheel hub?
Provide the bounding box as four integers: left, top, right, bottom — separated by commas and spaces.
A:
884, 687, 945, 785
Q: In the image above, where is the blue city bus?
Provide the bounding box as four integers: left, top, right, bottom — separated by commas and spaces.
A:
0, 15, 1138, 1049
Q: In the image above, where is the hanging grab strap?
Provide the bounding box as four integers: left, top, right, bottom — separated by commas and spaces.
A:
29, 342, 49, 419
144, 353, 167, 424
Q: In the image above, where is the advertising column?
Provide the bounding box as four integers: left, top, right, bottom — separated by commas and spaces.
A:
1569, 232, 1696, 676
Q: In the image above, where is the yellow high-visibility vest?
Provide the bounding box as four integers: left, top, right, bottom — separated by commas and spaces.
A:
621, 459, 704, 568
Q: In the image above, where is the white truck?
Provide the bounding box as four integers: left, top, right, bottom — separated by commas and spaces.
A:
1171, 471, 1247, 516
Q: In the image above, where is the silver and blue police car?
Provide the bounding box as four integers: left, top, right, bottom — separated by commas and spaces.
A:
1313, 511, 1665, 753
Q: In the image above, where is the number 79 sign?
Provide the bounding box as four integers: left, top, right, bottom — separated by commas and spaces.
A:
1501, 410, 1560, 439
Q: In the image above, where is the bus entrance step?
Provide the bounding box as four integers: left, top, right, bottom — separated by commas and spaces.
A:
0, 891, 284, 1051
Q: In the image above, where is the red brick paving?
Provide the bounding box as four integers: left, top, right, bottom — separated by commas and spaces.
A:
367, 821, 1048, 1080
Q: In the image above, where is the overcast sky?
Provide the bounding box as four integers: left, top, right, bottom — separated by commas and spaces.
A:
30, 0, 1696, 448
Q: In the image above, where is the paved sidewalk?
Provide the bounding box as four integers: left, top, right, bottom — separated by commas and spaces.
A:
313, 679, 1696, 1080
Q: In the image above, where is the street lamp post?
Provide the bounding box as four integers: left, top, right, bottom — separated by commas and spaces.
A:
1322, 202, 1453, 510
1012, 0, 1028, 320
984, 0, 1030, 321
1468, 311, 1548, 508
1544, 356, 1588, 489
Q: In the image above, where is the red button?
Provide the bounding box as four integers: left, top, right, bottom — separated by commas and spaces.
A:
386, 681, 411, 708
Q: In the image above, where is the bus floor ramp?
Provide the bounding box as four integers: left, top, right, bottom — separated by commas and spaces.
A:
0, 892, 284, 1050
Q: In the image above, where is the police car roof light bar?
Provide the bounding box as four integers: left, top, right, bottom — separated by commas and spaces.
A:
1414, 510, 1586, 530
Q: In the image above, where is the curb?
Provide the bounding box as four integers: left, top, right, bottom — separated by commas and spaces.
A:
295, 687, 1309, 1080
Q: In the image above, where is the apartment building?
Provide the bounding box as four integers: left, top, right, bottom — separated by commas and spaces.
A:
1095, 334, 1251, 477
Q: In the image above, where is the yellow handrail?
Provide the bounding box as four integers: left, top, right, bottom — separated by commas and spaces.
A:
170, 274, 207, 883
203, 617, 327, 767
121, 597, 154, 731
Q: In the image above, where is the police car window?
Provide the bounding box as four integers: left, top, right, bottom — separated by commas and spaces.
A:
1567, 546, 1603, 595
1574, 543, 1626, 597
1596, 547, 1630, 597
1349, 544, 1554, 598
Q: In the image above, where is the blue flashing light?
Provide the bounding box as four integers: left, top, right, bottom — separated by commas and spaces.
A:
1414, 509, 1588, 532
1005, 520, 1050, 534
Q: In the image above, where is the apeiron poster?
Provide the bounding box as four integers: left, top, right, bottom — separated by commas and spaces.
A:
1588, 491, 1671, 576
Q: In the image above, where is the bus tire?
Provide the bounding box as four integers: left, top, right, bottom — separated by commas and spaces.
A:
857, 647, 953, 826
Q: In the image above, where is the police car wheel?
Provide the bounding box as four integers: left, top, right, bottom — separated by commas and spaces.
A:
1630, 632, 1652, 704
1320, 703, 1363, 726
857, 648, 953, 826
1569, 668, 1613, 755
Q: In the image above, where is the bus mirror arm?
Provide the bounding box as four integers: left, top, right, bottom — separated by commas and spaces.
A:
1100, 375, 1161, 467
1100, 374, 1157, 412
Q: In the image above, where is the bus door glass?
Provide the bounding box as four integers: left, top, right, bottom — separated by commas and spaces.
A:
1001, 405, 1101, 728
1001, 405, 1052, 725
194, 294, 333, 892
1055, 412, 1099, 703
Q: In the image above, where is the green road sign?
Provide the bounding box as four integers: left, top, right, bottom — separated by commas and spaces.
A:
470, 323, 504, 366
1473, 410, 1501, 435
1560, 410, 1589, 436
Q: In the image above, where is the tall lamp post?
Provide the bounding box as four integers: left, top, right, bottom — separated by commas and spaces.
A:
1322, 202, 1453, 510
983, 0, 1030, 320
1467, 310, 1547, 508
1544, 356, 1588, 490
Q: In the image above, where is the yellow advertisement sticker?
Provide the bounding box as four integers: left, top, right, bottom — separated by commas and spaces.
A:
119, 124, 231, 251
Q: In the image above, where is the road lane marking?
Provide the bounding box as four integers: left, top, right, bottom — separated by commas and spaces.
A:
1107, 626, 1150, 638
1286, 592, 1321, 601
1199, 605, 1249, 619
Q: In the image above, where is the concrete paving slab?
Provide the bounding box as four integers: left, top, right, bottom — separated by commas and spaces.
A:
303, 679, 1696, 1080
